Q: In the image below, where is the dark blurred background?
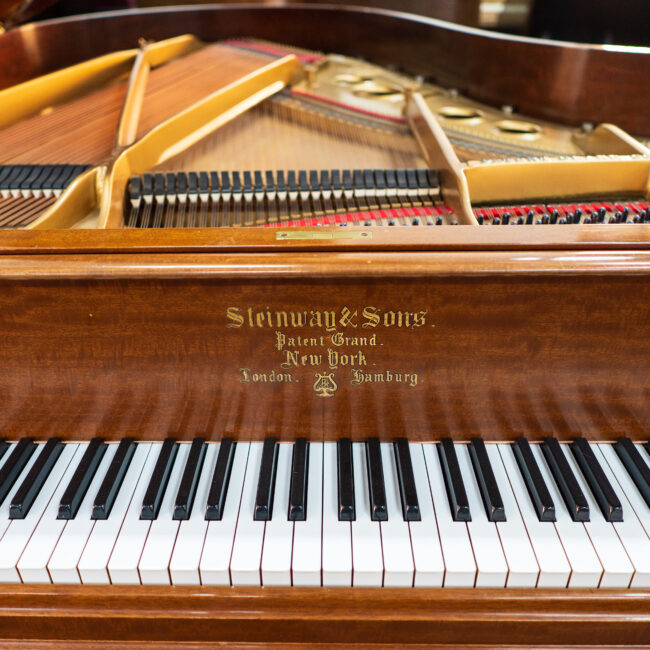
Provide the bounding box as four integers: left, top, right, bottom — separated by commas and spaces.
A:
24, 0, 650, 46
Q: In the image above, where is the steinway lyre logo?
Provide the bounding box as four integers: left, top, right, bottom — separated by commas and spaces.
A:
313, 372, 338, 397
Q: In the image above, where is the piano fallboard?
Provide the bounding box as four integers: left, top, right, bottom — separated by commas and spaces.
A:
0, 231, 647, 441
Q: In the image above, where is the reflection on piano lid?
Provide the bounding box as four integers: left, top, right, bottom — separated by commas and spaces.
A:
0, 436, 646, 587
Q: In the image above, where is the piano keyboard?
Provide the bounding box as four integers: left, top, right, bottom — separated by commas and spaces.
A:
0, 436, 647, 588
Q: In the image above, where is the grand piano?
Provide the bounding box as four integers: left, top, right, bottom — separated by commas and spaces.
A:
0, 2, 648, 646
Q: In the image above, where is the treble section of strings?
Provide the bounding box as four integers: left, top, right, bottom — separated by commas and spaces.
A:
130, 91, 441, 227
124, 167, 448, 228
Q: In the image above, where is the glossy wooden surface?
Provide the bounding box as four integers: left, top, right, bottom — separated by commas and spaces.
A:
0, 5, 649, 133
0, 247, 647, 441
0, 225, 648, 253
0, 585, 647, 646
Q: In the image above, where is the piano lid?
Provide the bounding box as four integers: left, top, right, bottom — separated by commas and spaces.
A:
0, 0, 57, 31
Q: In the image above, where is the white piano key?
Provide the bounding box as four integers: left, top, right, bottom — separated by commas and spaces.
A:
485, 445, 539, 587
138, 442, 190, 585
530, 443, 602, 588
599, 444, 650, 539
321, 442, 352, 586
455, 443, 508, 587
229, 442, 265, 585
408, 444, 444, 587
18, 443, 86, 583
559, 443, 633, 587
351, 442, 383, 586
292, 442, 323, 586
48, 443, 118, 584
636, 443, 650, 466
595, 444, 650, 587
108, 442, 161, 585
78, 443, 152, 584
0, 443, 38, 543
169, 442, 218, 585
261, 443, 293, 586
380, 442, 414, 587
497, 443, 569, 588
422, 443, 475, 587
199, 442, 249, 585
0, 443, 78, 583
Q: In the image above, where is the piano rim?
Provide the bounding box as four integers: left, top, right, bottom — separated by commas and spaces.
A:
0, 584, 648, 646
0, 3, 649, 135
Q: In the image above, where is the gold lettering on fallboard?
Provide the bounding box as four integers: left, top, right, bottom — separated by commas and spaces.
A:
228, 306, 429, 395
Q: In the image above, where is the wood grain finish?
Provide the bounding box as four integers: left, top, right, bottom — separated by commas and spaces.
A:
0, 6, 648, 133
0, 248, 647, 442
0, 225, 648, 253
0, 585, 647, 646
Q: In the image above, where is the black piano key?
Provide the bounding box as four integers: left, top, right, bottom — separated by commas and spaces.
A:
542, 437, 589, 522
254, 438, 278, 521
58, 438, 107, 520
173, 438, 207, 521
427, 168, 439, 187
0, 440, 8, 465
393, 438, 420, 522
365, 438, 387, 521
92, 438, 136, 520
0, 438, 36, 506
10, 438, 63, 519
571, 438, 623, 522
205, 438, 236, 521
337, 438, 355, 521
614, 437, 650, 508
438, 438, 471, 522
468, 438, 506, 522
140, 438, 178, 520
645, 441, 650, 460
288, 438, 309, 521
513, 438, 555, 522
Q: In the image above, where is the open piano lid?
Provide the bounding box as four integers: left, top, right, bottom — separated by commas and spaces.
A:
0, 0, 57, 31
